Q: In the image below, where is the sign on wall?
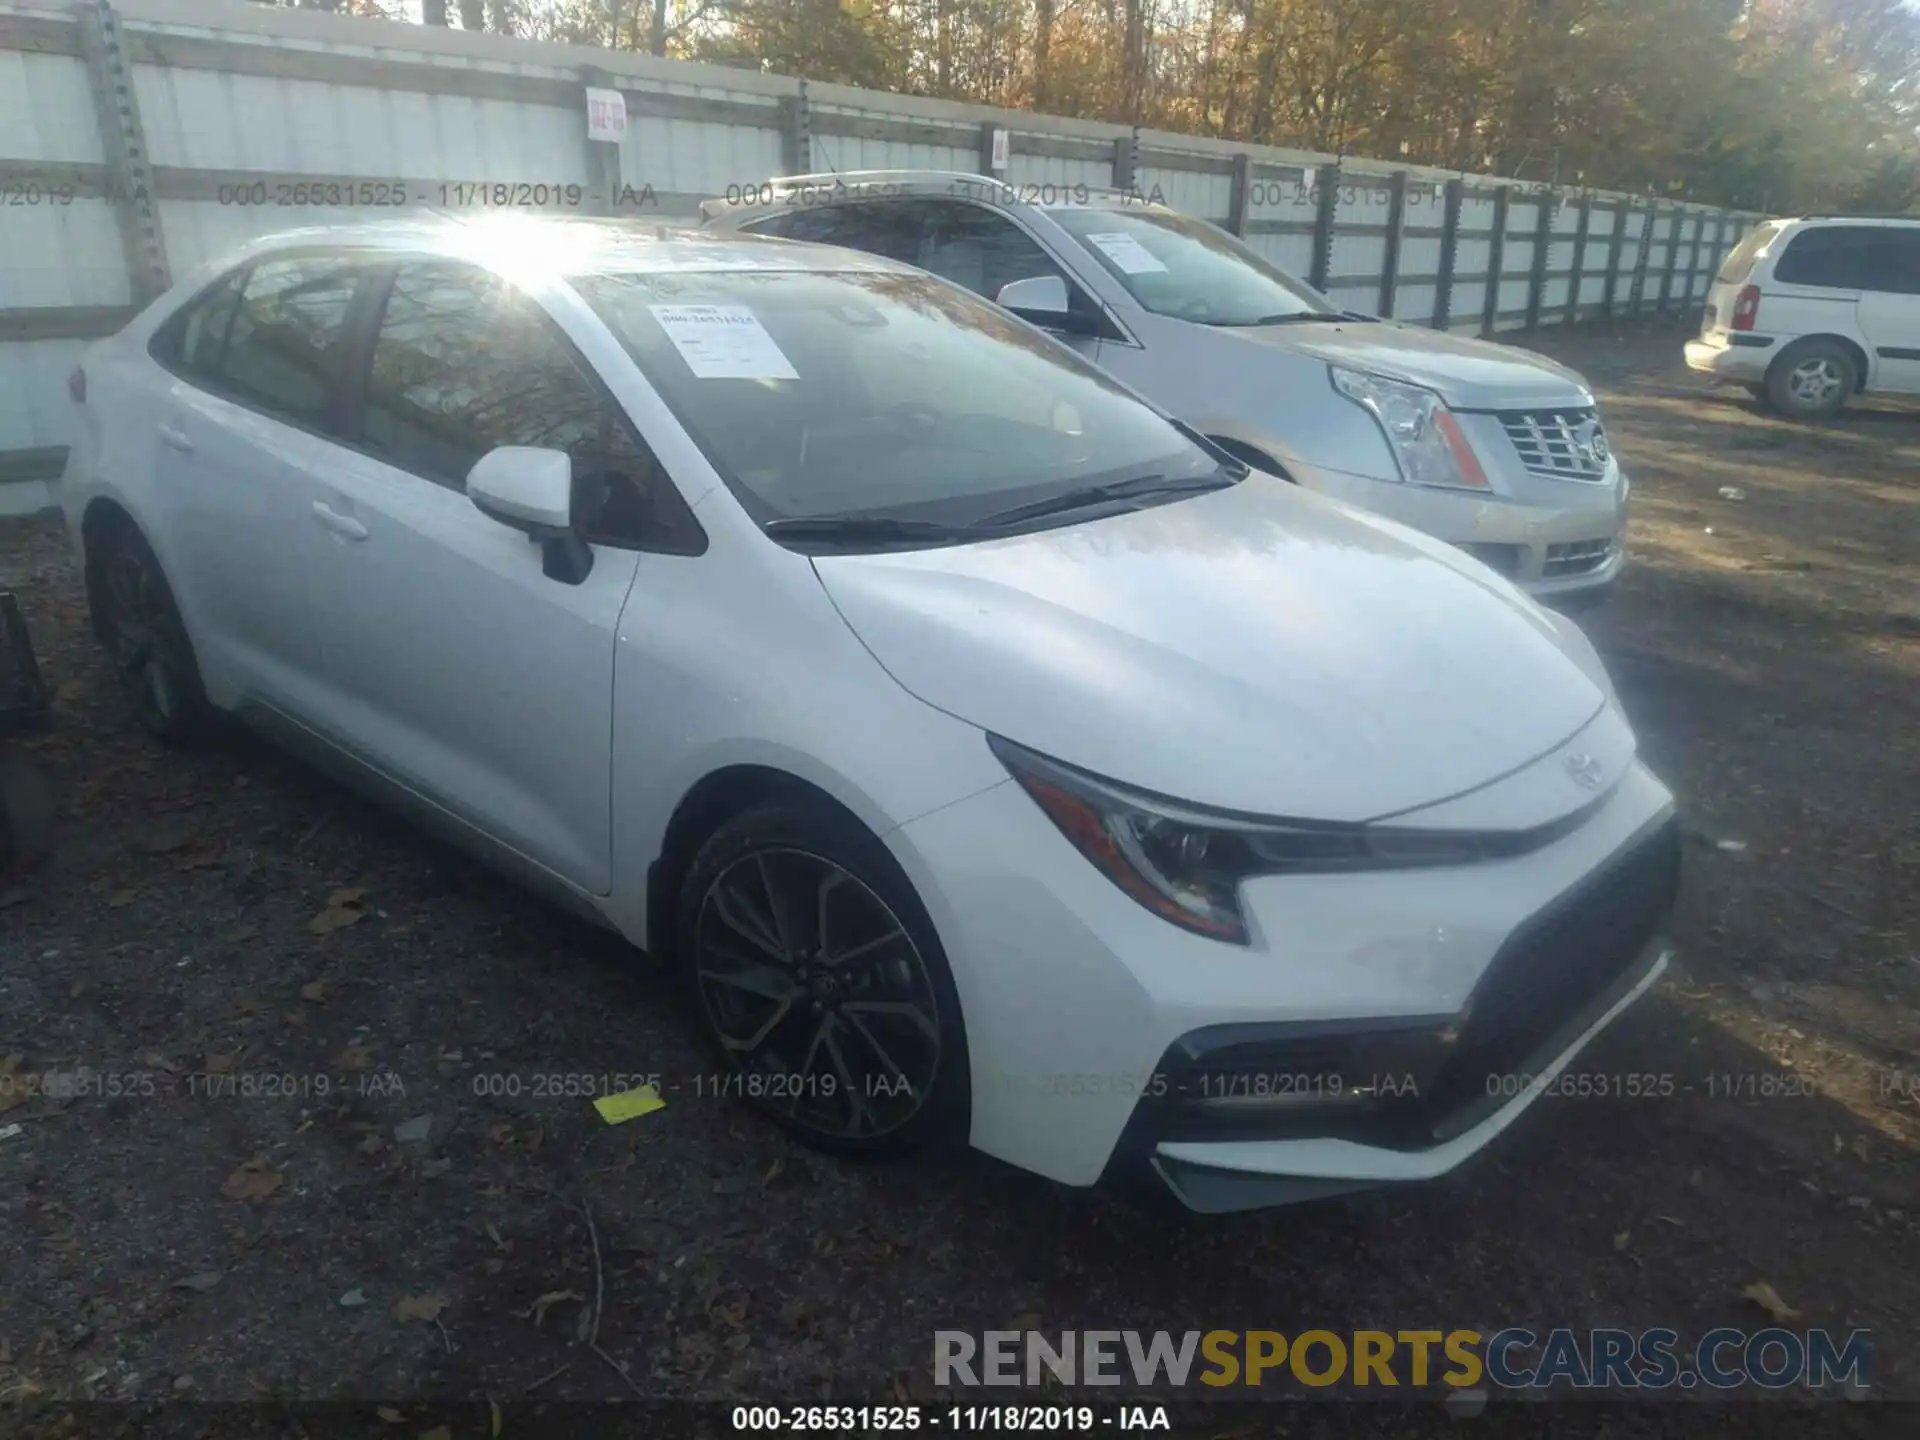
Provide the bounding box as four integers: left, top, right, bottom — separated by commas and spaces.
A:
586, 87, 627, 143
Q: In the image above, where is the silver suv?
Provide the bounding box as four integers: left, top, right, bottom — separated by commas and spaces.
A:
703, 172, 1629, 602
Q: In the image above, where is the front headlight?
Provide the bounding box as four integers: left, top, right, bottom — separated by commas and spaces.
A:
1330, 366, 1489, 490
989, 736, 1526, 946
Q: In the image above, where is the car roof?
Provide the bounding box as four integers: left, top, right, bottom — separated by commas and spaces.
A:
210, 215, 916, 280
1778, 215, 1920, 228
700, 169, 1175, 224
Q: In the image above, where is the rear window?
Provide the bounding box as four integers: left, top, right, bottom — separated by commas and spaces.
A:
1715, 220, 1785, 285
1771, 225, 1882, 290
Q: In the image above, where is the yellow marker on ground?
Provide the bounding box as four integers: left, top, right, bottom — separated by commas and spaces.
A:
594, 1084, 667, 1124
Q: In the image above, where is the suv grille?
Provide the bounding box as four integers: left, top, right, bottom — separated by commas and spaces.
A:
1544, 537, 1618, 578
1497, 408, 1612, 482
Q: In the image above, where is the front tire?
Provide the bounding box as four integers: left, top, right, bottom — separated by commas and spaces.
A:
675, 799, 970, 1159
85, 518, 210, 745
1764, 340, 1857, 419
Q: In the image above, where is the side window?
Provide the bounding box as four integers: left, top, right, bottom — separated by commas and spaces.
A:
218, 256, 360, 429
1772, 227, 1879, 290
919, 202, 1064, 302
157, 268, 247, 380
1872, 230, 1920, 297
358, 261, 698, 551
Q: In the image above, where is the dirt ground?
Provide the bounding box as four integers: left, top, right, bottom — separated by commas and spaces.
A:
0, 314, 1915, 1425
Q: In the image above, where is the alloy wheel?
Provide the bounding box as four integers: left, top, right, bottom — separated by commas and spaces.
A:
1786, 357, 1845, 409
693, 846, 942, 1140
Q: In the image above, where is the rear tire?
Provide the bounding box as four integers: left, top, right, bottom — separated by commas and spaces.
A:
675, 798, 970, 1160
85, 518, 211, 745
1763, 340, 1857, 419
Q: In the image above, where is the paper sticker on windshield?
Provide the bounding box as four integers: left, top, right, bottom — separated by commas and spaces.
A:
1084, 232, 1167, 275
649, 304, 797, 380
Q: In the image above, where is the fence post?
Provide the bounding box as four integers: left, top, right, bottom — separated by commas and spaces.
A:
1656, 205, 1679, 312
1433, 177, 1464, 331
1377, 170, 1409, 318
1482, 185, 1510, 334
779, 82, 812, 174
1309, 161, 1340, 292
1111, 132, 1139, 193
1680, 210, 1709, 308
1524, 188, 1553, 329
1564, 192, 1592, 326
580, 66, 623, 211
1226, 152, 1251, 237
1629, 202, 1656, 316
1601, 201, 1629, 318
77, 0, 169, 303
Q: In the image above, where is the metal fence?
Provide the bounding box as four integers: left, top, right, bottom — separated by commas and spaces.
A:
0, 0, 1761, 515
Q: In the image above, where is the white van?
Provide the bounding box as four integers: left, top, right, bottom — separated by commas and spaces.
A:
1686, 216, 1920, 417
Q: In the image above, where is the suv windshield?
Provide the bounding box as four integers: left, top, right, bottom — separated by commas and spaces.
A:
1046, 207, 1336, 326
573, 268, 1217, 530
1715, 219, 1786, 285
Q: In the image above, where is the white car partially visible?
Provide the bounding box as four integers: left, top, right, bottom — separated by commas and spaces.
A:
62, 217, 1680, 1211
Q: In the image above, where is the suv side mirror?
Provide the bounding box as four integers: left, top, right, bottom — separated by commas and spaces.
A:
467, 446, 593, 584
997, 275, 1073, 327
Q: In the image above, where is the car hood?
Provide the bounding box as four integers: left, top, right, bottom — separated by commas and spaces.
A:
813, 476, 1610, 823
1222, 318, 1595, 411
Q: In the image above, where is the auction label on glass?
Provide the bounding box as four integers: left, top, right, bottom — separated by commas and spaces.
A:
1083, 232, 1167, 274
649, 304, 798, 380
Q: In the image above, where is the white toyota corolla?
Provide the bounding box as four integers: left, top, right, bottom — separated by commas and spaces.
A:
63, 218, 1679, 1212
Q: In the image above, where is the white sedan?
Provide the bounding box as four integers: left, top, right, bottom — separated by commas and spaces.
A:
62, 218, 1680, 1212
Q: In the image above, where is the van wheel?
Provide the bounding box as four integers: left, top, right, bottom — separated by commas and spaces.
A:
1764, 340, 1856, 419
676, 799, 970, 1159
85, 519, 210, 745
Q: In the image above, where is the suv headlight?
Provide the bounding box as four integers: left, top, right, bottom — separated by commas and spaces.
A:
989, 736, 1521, 946
1330, 367, 1489, 490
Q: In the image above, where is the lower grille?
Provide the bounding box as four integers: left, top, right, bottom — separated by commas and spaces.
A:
1544, 537, 1618, 577
1421, 818, 1681, 1129
1497, 407, 1612, 482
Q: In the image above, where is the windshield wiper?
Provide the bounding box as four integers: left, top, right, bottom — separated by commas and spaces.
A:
762, 515, 981, 545
974, 472, 1235, 528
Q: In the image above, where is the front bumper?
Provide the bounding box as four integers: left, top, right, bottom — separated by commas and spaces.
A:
1287, 453, 1626, 598
890, 747, 1680, 1203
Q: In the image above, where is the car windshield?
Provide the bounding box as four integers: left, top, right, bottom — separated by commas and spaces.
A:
573, 267, 1218, 529
1715, 220, 1786, 284
1046, 207, 1336, 326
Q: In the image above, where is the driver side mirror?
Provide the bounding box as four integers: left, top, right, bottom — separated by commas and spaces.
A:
467, 446, 594, 585
996, 274, 1075, 329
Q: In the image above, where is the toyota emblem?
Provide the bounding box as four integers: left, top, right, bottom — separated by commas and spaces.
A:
1565, 753, 1606, 791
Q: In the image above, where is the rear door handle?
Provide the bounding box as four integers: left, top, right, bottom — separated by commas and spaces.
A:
311, 500, 369, 542
158, 424, 193, 453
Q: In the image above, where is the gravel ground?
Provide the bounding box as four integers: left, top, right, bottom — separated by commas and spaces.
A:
0, 315, 1914, 1427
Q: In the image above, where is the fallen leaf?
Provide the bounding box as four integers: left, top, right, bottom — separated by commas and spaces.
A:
1613, 1231, 1631, 1252
762, 1158, 784, 1186
523, 1290, 585, 1329
309, 887, 369, 936
393, 1114, 434, 1145
1740, 1281, 1801, 1323
205, 1053, 236, 1074
143, 1052, 180, 1072
106, 889, 140, 909
483, 1221, 507, 1251
220, 1156, 283, 1203
336, 1045, 376, 1071
376, 1407, 405, 1424
299, 980, 330, 1004
171, 1272, 223, 1293
225, 925, 259, 944
339, 1288, 367, 1308
393, 1293, 446, 1323
174, 846, 224, 871
419, 1428, 451, 1440
133, 821, 200, 855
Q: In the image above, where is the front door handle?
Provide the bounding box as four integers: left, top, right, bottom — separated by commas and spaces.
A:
158, 424, 194, 453
311, 500, 369, 542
